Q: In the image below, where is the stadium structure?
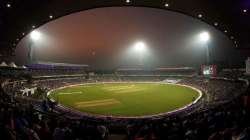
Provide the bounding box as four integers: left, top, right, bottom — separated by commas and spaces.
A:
1, 1, 250, 140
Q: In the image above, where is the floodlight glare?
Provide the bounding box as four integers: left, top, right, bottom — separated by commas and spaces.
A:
199, 32, 210, 42
198, 31, 210, 64
134, 41, 146, 52
30, 30, 41, 41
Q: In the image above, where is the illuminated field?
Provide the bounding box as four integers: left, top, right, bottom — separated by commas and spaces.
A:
48, 83, 200, 117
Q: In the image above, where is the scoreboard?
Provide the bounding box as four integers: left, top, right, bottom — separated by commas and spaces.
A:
201, 65, 217, 76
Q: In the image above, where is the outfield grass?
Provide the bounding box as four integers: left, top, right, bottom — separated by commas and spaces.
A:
48, 83, 200, 117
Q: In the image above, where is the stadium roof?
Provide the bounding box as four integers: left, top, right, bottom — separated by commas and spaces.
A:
37, 62, 89, 67
0, 0, 250, 55
27, 62, 89, 68
117, 67, 195, 71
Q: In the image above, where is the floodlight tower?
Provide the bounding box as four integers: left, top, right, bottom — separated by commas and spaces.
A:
28, 30, 41, 63
199, 31, 210, 64
133, 41, 147, 65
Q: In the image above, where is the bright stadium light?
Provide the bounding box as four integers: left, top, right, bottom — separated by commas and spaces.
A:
28, 30, 42, 63
30, 30, 41, 41
199, 31, 210, 43
127, 41, 149, 66
198, 31, 210, 64
134, 41, 146, 52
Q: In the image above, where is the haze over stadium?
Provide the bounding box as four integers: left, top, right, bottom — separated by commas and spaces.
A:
15, 7, 242, 69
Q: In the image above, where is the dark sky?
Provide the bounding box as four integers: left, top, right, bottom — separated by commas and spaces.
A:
15, 7, 244, 69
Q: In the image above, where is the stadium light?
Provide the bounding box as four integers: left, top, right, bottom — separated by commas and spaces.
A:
134, 41, 146, 52
199, 31, 210, 43
198, 31, 210, 64
29, 30, 42, 63
131, 41, 148, 66
30, 30, 41, 41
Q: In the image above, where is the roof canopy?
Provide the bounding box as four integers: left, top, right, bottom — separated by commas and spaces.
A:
8, 62, 17, 68
0, 61, 8, 67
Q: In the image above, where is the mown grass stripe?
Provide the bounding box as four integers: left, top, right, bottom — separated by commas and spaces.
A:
75, 99, 116, 105
75, 99, 120, 108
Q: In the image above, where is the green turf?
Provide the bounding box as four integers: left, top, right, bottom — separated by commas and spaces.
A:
48, 83, 200, 117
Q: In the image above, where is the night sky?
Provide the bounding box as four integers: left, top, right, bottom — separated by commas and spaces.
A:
15, 7, 244, 69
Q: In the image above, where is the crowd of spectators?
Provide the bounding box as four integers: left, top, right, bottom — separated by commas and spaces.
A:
116, 68, 196, 76
0, 79, 110, 140
179, 77, 247, 105
125, 96, 250, 140
217, 69, 245, 79
30, 69, 87, 77
1, 72, 250, 140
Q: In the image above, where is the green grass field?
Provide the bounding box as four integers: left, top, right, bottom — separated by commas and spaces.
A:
48, 83, 200, 117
